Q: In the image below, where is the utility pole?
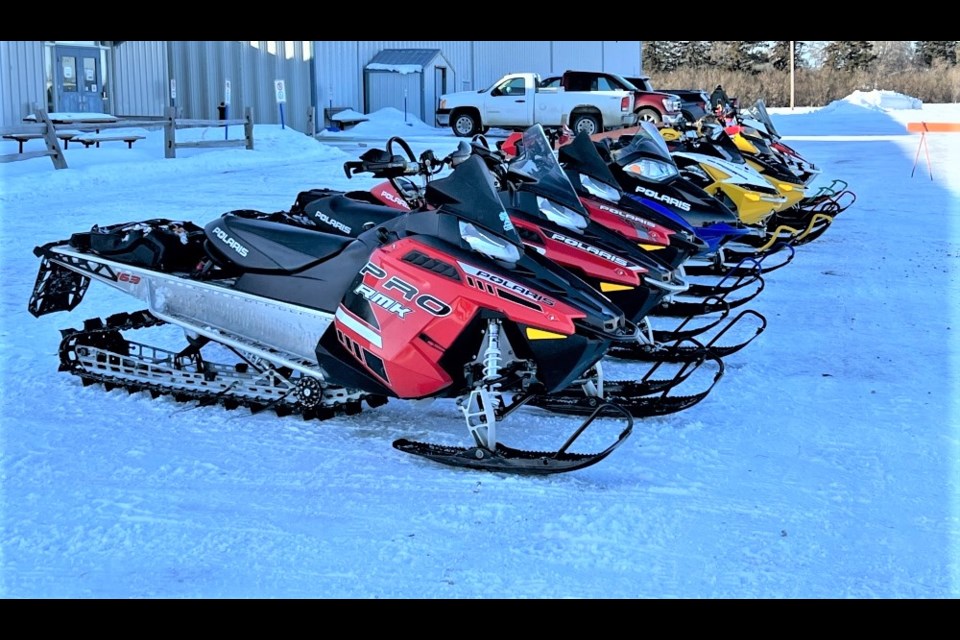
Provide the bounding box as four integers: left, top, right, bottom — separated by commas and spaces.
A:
790, 41, 796, 110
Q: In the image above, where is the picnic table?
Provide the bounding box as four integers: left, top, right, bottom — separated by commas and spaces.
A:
23, 112, 119, 126
326, 108, 369, 131
18, 113, 144, 149
23, 112, 118, 135
74, 131, 146, 149
3, 130, 80, 153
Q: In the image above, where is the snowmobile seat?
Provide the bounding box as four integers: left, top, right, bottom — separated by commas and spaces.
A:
203, 214, 355, 274
305, 193, 400, 231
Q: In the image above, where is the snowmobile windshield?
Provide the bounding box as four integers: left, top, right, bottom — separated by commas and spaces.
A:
610, 121, 680, 183
558, 132, 622, 197
508, 124, 589, 229
742, 127, 776, 156
612, 121, 674, 163
703, 123, 747, 164
741, 99, 780, 140
425, 154, 523, 262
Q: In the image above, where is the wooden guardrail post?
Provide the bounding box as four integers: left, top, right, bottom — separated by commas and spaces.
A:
244, 107, 254, 150
307, 107, 316, 136
34, 107, 68, 169
164, 107, 176, 159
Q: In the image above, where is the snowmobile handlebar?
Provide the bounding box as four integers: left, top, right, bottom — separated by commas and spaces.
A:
343, 135, 420, 179
343, 136, 467, 181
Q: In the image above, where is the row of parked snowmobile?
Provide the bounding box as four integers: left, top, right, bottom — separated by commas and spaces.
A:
27, 99, 856, 475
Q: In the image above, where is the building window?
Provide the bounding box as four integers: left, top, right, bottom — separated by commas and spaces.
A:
62, 56, 78, 93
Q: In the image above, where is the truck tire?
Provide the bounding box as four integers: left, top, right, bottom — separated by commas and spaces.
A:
570, 113, 601, 136
637, 108, 662, 125
451, 110, 481, 137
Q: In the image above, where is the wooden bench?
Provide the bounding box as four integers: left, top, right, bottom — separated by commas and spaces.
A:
327, 107, 369, 131
75, 133, 146, 149
3, 131, 78, 153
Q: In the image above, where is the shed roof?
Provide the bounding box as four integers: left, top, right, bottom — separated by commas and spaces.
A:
365, 48, 444, 72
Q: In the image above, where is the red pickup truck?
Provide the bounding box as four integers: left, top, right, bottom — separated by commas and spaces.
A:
625, 76, 711, 123
539, 70, 683, 126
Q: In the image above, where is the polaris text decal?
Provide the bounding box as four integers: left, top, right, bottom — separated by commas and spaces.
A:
597, 203, 658, 229
378, 189, 411, 210
457, 261, 556, 307
311, 211, 352, 234
634, 186, 692, 212
211, 226, 249, 257
548, 232, 632, 267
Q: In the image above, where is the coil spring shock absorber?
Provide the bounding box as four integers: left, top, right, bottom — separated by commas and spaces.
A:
459, 318, 505, 451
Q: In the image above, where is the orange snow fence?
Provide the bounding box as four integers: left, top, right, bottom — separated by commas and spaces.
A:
906, 122, 960, 133
907, 122, 960, 180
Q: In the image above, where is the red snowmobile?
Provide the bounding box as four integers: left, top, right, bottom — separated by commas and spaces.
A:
28, 153, 645, 475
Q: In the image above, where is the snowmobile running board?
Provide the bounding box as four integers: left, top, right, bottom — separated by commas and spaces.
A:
393, 400, 634, 475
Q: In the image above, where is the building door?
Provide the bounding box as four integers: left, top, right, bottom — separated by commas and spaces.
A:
432, 66, 447, 126
55, 45, 105, 114
435, 66, 447, 95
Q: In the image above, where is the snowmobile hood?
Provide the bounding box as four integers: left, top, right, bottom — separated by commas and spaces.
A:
557, 131, 702, 240
558, 132, 623, 195
599, 122, 744, 228
507, 124, 587, 217
424, 154, 523, 250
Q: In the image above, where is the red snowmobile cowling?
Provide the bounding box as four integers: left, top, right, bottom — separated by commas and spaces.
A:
334, 235, 588, 399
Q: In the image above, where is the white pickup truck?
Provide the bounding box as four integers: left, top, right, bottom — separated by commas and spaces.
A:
436, 72, 638, 138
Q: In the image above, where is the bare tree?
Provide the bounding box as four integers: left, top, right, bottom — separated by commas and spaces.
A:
871, 41, 917, 73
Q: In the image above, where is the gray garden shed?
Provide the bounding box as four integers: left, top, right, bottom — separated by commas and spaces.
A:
363, 49, 455, 128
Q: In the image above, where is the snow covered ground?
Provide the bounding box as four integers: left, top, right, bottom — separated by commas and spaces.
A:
1, 91, 958, 598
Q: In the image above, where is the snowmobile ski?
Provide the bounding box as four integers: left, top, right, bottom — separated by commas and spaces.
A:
683, 243, 796, 278
528, 346, 724, 417
394, 398, 633, 475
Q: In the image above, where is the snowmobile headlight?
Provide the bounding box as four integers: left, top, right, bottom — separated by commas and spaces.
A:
580, 175, 621, 203
459, 221, 521, 263
537, 196, 588, 231
623, 158, 678, 183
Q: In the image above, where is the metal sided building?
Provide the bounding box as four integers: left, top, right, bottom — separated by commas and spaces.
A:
318, 41, 644, 131
1, 41, 643, 134
0, 40, 316, 132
